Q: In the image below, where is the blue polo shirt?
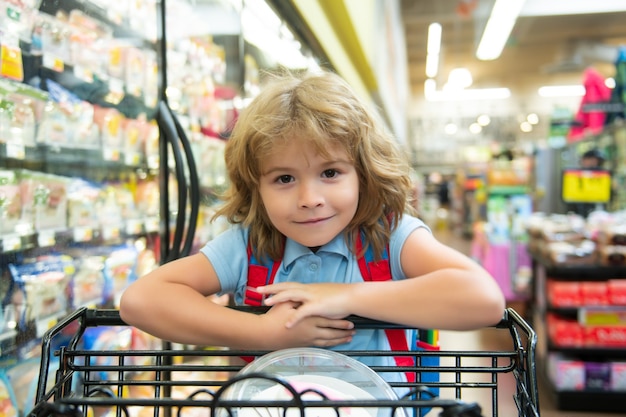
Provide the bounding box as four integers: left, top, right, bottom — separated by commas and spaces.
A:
200, 214, 430, 383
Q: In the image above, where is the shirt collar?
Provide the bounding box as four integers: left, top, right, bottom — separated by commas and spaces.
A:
283, 233, 351, 267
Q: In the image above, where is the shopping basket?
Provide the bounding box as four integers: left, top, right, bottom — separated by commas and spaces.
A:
29, 307, 539, 417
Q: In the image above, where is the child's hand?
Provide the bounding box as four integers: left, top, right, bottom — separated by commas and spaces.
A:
258, 282, 351, 328
261, 300, 355, 348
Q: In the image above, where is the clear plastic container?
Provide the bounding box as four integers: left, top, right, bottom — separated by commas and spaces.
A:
222, 348, 405, 417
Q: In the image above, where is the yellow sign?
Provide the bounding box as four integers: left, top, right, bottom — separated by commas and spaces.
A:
562, 169, 611, 203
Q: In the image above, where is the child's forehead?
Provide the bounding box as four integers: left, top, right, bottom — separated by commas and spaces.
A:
267, 136, 348, 156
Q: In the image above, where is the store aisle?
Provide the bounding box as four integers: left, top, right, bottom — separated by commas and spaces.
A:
433, 226, 623, 417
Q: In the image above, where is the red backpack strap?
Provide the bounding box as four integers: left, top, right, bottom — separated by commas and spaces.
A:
355, 232, 415, 383
244, 241, 282, 306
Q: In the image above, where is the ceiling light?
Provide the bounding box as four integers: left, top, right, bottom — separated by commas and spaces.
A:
445, 68, 473, 90
425, 54, 439, 78
444, 123, 458, 135
520, 121, 533, 132
605, 77, 616, 89
476, 0, 526, 61
425, 23, 442, 77
427, 23, 442, 55
477, 114, 491, 126
537, 85, 586, 97
526, 113, 539, 124
469, 123, 482, 134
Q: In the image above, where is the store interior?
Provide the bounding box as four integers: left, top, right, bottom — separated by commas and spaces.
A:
1, 0, 626, 416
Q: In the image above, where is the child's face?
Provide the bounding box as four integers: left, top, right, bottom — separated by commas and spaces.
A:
259, 141, 359, 248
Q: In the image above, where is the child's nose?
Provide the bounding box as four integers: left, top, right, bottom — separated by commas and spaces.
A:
298, 182, 324, 208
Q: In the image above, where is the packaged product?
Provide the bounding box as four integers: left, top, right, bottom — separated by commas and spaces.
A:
32, 13, 72, 65
36, 100, 69, 146
142, 120, 159, 169
69, 255, 105, 309
7, 254, 74, 327
544, 240, 596, 265
5, 359, 40, 415
123, 116, 146, 165
18, 170, 69, 231
0, 87, 40, 146
608, 280, 626, 305
0, 170, 25, 235
67, 9, 112, 80
597, 245, 626, 266
610, 362, 626, 390
102, 243, 138, 308
94, 106, 123, 153
0, 370, 17, 417
547, 353, 585, 391
0, 0, 37, 43
585, 362, 611, 390
44, 79, 99, 148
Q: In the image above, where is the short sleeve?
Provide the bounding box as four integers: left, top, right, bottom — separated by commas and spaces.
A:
389, 215, 431, 280
199, 226, 249, 295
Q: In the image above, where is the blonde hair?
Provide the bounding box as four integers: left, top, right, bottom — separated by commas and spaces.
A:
214, 70, 416, 260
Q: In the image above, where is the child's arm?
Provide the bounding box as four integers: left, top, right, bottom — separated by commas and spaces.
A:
260, 227, 505, 331
119, 253, 355, 348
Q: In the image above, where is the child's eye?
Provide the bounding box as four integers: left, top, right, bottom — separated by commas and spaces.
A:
322, 169, 339, 178
276, 175, 294, 184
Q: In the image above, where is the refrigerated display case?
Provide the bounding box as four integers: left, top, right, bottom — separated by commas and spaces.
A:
0, 0, 321, 414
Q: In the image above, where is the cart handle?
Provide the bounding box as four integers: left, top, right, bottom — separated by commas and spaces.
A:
37, 307, 537, 408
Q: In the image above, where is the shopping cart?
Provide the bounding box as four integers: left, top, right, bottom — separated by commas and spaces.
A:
29, 307, 539, 417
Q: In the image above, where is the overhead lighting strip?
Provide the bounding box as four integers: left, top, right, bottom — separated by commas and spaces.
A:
425, 22, 441, 77
476, 0, 526, 61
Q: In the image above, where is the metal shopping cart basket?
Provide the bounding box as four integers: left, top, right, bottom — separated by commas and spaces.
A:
28, 307, 539, 417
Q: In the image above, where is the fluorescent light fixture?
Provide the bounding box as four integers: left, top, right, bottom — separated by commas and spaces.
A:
427, 23, 442, 54
444, 68, 473, 90
476, 0, 526, 61
537, 85, 586, 97
425, 22, 442, 77
425, 54, 439, 78
425, 80, 510, 101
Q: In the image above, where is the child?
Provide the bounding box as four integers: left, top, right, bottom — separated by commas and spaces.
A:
119, 70, 505, 356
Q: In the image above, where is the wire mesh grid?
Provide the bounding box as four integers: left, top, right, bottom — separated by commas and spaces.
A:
29, 307, 539, 417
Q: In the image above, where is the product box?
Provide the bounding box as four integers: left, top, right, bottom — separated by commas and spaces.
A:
548, 353, 585, 391
585, 362, 611, 390
610, 362, 626, 391
580, 281, 609, 306
547, 280, 581, 307
584, 326, 626, 347
608, 280, 626, 305
547, 313, 584, 347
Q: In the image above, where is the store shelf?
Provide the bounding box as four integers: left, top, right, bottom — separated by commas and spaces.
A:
533, 253, 626, 413
547, 382, 626, 414
533, 255, 626, 280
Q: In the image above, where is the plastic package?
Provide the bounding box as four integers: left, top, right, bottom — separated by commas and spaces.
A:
223, 348, 405, 417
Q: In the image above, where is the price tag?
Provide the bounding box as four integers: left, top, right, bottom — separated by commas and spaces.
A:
103, 147, 121, 161
579, 308, 626, 326
124, 151, 141, 166
562, 169, 611, 203
42, 53, 65, 72
125, 219, 144, 235
102, 226, 120, 241
73, 65, 94, 83
73, 226, 93, 242
6, 142, 25, 159
145, 217, 160, 233
2, 235, 21, 252
36, 315, 59, 338
37, 230, 56, 247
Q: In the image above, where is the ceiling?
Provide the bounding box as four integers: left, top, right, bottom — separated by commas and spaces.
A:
401, 0, 626, 103
397, 0, 626, 169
